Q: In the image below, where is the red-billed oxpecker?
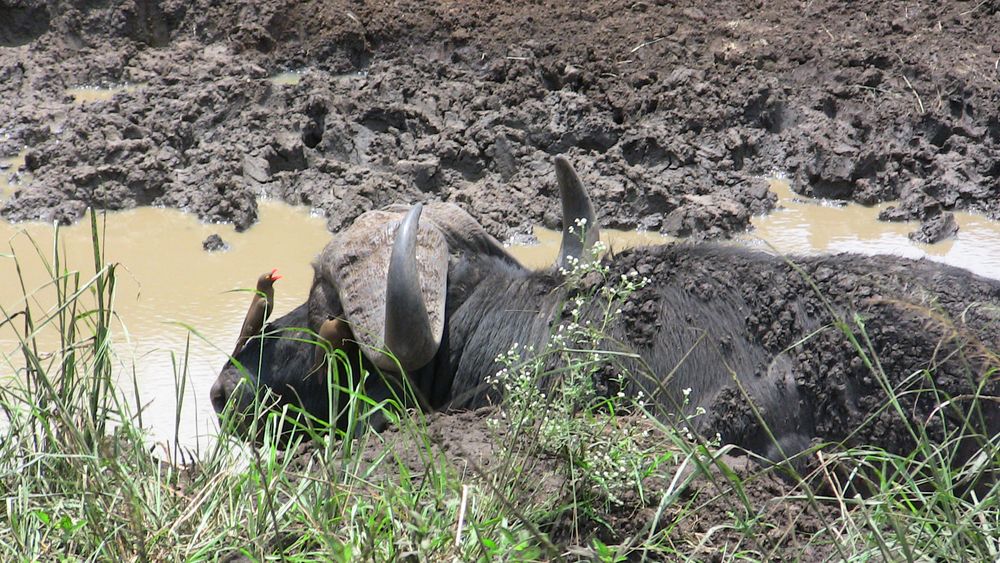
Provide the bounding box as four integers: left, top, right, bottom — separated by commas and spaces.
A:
232, 269, 282, 357
313, 316, 356, 370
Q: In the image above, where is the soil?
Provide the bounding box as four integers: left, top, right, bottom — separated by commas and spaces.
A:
4, 0, 999, 558
270, 409, 843, 561
2, 1, 999, 238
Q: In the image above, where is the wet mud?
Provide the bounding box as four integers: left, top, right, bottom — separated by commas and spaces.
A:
2, 1, 999, 557
2, 1, 998, 240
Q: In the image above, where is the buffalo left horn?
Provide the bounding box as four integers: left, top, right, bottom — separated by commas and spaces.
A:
384, 204, 439, 371
554, 156, 600, 268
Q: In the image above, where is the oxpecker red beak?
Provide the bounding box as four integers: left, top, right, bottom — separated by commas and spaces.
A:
269, 268, 282, 281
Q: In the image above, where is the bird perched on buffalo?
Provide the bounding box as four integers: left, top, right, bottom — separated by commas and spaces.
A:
232, 269, 282, 357
313, 316, 356, 369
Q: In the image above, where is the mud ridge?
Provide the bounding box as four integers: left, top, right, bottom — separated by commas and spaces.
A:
2, 1, 998, 239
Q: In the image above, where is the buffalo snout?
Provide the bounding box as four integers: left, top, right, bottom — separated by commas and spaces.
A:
209, 377, 227, 414
210, 366, 258, 433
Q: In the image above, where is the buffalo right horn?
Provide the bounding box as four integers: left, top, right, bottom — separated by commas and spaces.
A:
384, 204, 439, 371
555, 156, 600, 269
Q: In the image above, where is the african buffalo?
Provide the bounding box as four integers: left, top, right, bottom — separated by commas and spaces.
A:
211, 157, 998, 467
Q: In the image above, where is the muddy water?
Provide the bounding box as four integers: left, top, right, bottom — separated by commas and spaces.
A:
267, 71, 305, 86
506, 228, 671, 269
65, 83, 137, 103
0, 202, 329, 447
739, 179, 1000, 280
1, 151, 26, 198
268, 69, 367, 87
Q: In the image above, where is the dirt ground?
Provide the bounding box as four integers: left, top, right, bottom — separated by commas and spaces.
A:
3, 0, 999, 558
2, 1, 999, 240
274, 409, 843, 560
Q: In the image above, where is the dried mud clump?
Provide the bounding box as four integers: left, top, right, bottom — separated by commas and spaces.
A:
1, 1, 998, 240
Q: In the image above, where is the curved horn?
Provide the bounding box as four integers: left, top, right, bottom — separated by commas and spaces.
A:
555, 156, 600, 268
384, 204, 438, 371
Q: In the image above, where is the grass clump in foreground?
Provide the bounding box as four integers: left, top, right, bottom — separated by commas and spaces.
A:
0, 213, 996, 561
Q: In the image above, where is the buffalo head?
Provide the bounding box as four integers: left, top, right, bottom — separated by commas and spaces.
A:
210, 156, 598, 437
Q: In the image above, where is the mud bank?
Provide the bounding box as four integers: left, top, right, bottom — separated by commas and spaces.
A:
2, 1, 998, 241
274, 410, 842, 560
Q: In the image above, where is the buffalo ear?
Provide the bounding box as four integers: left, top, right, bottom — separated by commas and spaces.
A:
554, 156, 600, 269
